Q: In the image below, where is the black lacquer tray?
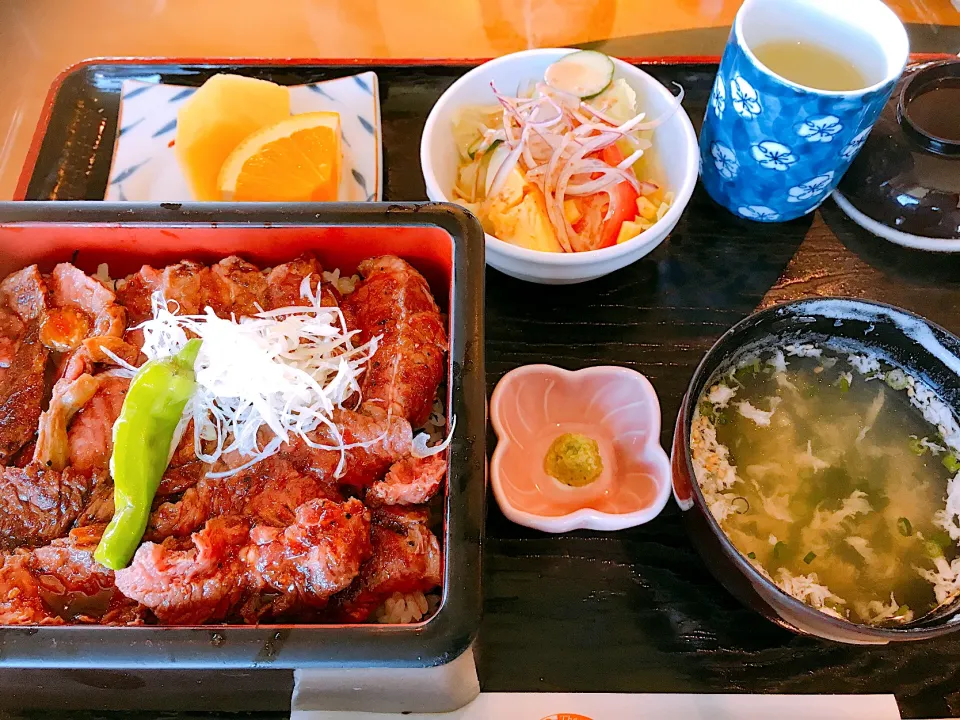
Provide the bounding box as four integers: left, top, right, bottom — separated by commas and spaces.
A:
14, 57, 960, 719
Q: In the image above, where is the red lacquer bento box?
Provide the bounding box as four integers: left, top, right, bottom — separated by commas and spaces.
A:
0, 200, 486, 670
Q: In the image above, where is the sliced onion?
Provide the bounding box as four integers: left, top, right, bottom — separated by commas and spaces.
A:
625, 84, 685, 132
543, 134, 576, 253
476, 79, 679, 248
521, 142, 536, 171
535, 81, 580, 107
580, 101, 631, 127
524, 164, 548, 179
565, 170, 632, 196
600, 189, 617, 222
617, 147, 646, 170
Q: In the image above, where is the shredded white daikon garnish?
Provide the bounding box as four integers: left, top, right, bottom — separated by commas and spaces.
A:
138, 276, 381, 478
411, 415, 456, 459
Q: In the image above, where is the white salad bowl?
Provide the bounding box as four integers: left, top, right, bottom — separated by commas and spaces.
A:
420, 48, 698, 285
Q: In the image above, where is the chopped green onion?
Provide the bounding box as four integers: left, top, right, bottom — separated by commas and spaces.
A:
773, 541, 787, 559
698, 401, 716, 423
895, 604, 911, 617
824, 598, 845, 613
885, 369, 910, 390
839, 376, 850, 392
909, 436, 927, 456
924, 540, 944, 559
931, 529, 953, 549
943, 453, 960, 474
747, 552, 756, 560
734, 358, 761, 380
803, 551, 817, 564
897, 517, 913, 537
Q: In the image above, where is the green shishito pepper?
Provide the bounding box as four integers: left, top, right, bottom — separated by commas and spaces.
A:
94, 339, 201, 570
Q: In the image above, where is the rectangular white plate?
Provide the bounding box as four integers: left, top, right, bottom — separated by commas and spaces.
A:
105, 71, 382, 202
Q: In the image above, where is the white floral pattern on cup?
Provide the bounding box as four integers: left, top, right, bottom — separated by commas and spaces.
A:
787, 171, 836, 203
711, 74, 726, 118
730, 74, 762, 119
698, 16, 901, 224
841, 128, 872, 160
750, 141, 797, 171
711, 142, 739, 180
738, 205, 781, 221
796, 115, 843, 143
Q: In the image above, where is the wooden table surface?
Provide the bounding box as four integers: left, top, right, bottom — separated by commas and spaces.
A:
0, 0, 957, 199
2, 3, 960, 718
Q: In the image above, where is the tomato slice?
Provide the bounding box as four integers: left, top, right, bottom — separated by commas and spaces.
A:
596, 144, 640, 249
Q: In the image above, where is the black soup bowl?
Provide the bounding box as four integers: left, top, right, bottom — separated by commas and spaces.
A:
671, 298, 960, 644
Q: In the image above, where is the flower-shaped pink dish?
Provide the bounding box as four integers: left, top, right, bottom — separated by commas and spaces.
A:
490, 364, 671, 532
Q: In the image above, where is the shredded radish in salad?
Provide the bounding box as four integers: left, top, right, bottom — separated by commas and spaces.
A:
454, 70, 682, 253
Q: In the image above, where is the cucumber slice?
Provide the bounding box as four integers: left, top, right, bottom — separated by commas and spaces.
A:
468, 135, 501, 160
484, 142, 511, 197
544, 50, 615, 99
475, 139, 502, 193
467, 135, 485, 159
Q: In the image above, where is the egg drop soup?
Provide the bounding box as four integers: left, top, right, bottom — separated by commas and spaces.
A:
691, 341, 960, 626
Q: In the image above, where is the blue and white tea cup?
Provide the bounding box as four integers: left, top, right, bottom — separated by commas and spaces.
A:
699, 0, 909, 223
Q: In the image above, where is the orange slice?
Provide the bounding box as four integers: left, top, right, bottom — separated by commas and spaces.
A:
217, 112, 342, 202
175, 74, 290, 201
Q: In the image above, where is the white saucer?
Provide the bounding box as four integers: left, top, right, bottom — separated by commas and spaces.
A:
833, 190, 960, 253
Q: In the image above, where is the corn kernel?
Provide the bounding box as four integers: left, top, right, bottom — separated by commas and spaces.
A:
616, 220, 646, 245
636, 196, 658, 220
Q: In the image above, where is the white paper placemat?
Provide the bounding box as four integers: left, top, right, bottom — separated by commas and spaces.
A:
292, 692, 901, 720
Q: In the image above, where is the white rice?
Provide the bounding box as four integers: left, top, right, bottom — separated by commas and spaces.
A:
95, 263, 116, 290
375, 591, 441, 624
322, 269, 359, 296
421, 396, 447, 444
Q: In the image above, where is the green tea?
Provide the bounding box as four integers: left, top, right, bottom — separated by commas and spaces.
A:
752, 39, 879, 92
